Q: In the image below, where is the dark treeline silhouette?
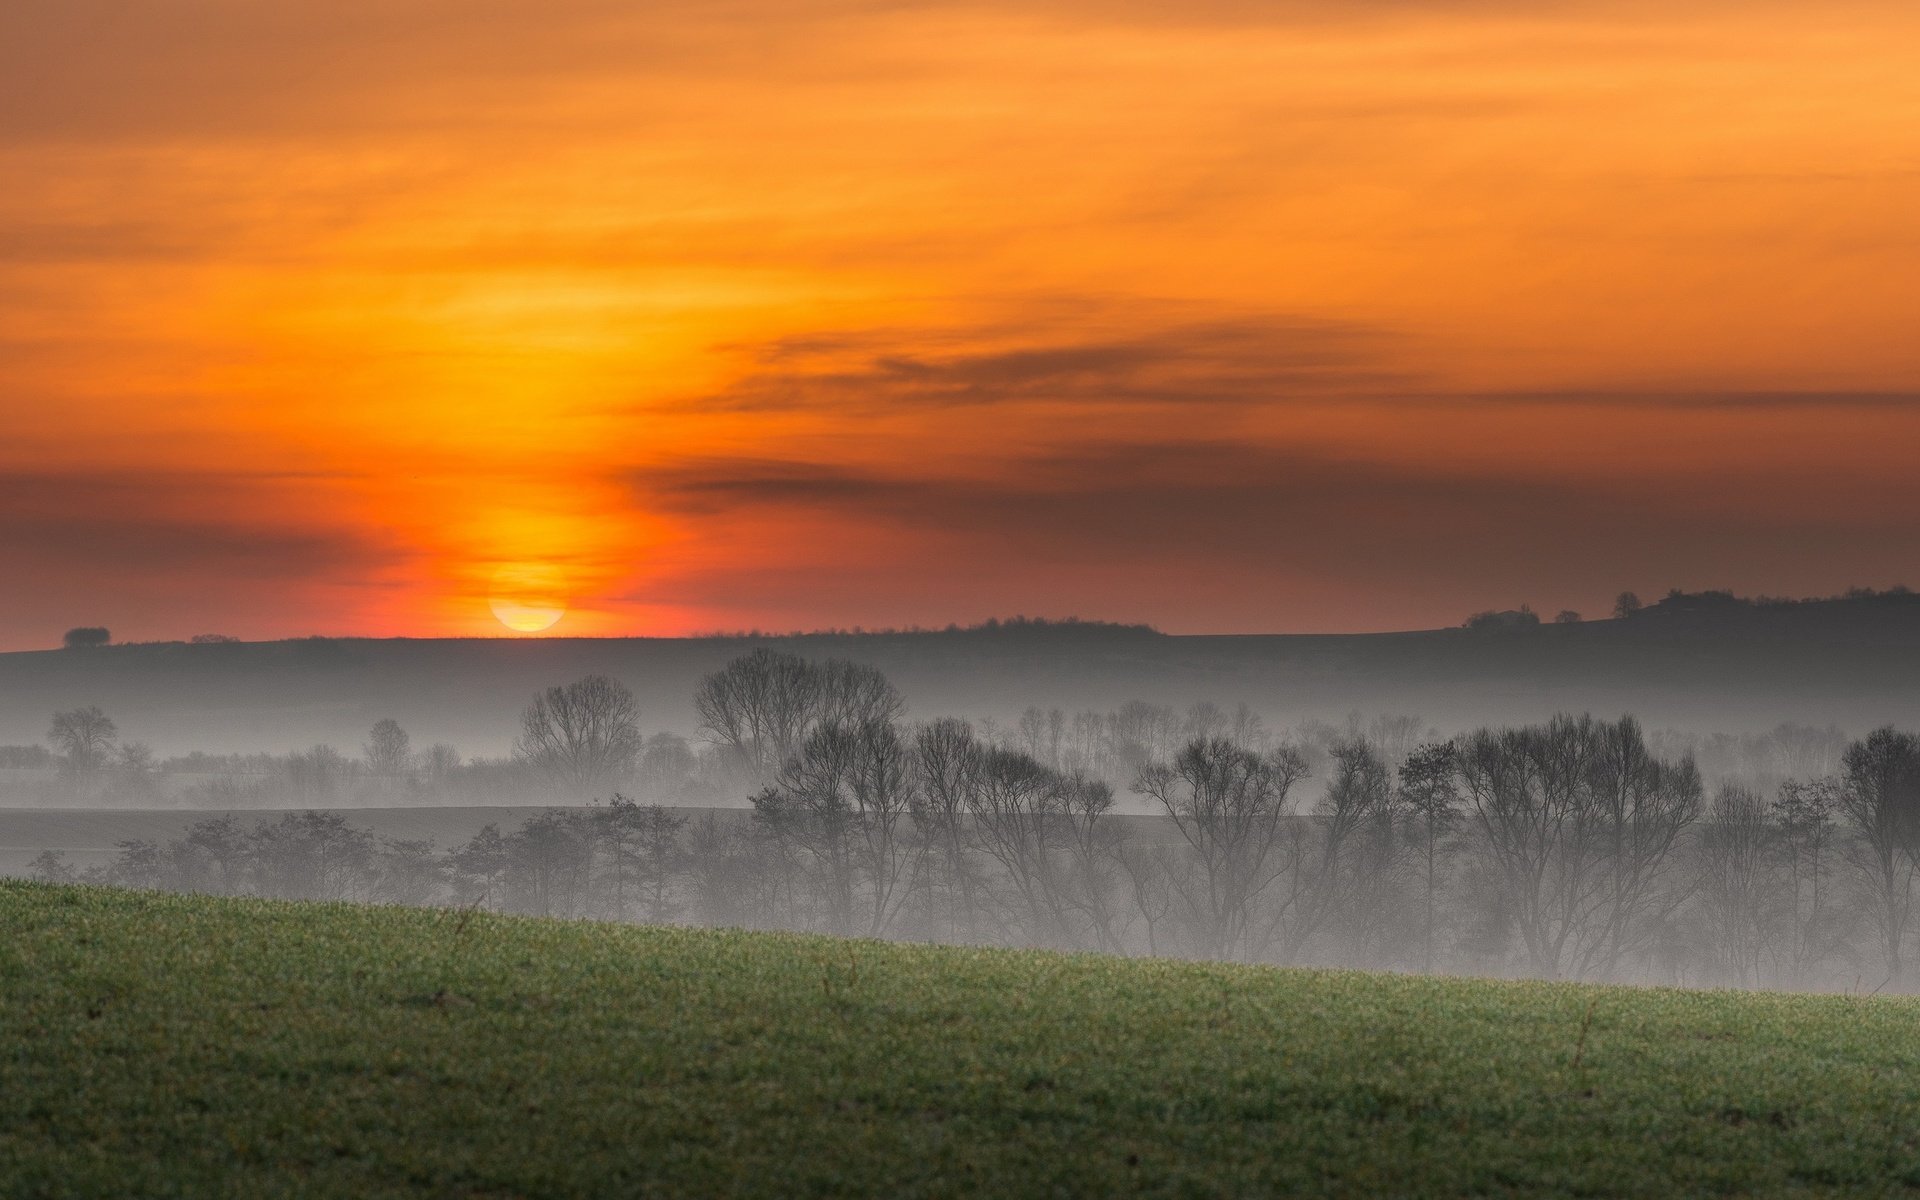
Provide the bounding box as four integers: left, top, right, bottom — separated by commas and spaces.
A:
1464, 585, 1920, 632
24, 648, 1920, 994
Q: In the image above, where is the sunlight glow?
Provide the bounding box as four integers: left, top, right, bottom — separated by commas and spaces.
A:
488, 563, 570, 634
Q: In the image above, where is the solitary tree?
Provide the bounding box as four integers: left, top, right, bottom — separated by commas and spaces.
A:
364, 718, 412, 777
1613, 592, 1643, 619
516, 675, 643, 798
62, 627, 110, 649
48, 705, 116, 772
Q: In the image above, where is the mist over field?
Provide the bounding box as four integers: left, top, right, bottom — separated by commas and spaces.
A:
8, 590, 1920, 764
11, 0, 1920, 1191
8, 590, 1920, 996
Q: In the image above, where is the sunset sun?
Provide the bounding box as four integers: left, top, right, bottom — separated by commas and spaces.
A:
487, 564, 569, 633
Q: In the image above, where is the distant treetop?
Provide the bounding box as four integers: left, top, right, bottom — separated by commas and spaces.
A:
1642, 585, 1916, 613
1462, 606, 1541, 632
61, 627, 110, 649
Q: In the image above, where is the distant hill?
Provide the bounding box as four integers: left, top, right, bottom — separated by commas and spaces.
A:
5, 593, 1920, 755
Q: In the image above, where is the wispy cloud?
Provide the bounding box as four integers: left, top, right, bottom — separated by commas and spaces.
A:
693, 316, 1409, 412
0, 470, 393, 567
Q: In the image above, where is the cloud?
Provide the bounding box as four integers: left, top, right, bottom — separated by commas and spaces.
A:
691, 316, 1920, 419
694, 315, 1410, 413
1434, 390, 1920, 412
0, 469, 401, 576
631, 438, 1920, 630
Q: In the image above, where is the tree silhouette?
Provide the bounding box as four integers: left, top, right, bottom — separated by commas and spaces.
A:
364, 718, 412, 777
48, 705, 116, 772
516, 675, 643, 799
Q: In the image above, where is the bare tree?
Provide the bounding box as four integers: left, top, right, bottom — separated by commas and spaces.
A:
1230, 703, 1268, 750
812, 658, 906, 730
695, 649, 903, 786
1108, 701, 1181, 778
364, 718, 412, 778
1321, 739, 1405, 968
48, 705, 116, 773
1055, 772, 1127, 954
183, 815, 250, 895
374, 837, 445, 906
1771, 776, 1841, 986
753, 718, 921, 938
1454, 715, 1699, 981
596, 794, 687, 922
697, 650, 818, 783
516, 675, 642, 798
423, 743, 462, 789
912, 718, 988, 941
107, 743, 161, 803
1017, 706, 1068, 767
248, 811, 374, 902
966, 746, 1103, 949
1133, 738, 1311, 960
1183, 701, 1230, 742
1116, 840, 1179, 956
1837, 727, 1920, 985
449, 824, 509, 909
1398, 741, 1461, 971
502, 810, 597, 917
1695, 785, 1776, 987
1582, 715, 1701, 979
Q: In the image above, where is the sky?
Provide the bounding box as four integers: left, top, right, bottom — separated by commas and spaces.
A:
3, 0, 1919, 646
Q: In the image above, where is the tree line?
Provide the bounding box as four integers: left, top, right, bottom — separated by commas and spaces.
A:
24, 647, 1920, 992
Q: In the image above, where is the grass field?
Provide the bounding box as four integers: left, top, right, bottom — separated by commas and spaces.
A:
6, 884, 1920, 1198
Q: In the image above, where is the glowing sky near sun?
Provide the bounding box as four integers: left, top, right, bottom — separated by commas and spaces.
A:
3, 0, 1919, 646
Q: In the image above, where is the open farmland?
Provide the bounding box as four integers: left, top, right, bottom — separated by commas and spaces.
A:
8, 882, 1920, 1196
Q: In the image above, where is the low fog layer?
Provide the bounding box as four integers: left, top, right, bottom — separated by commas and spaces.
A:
5, 593, 1920, 762
10, 625, 1920, 996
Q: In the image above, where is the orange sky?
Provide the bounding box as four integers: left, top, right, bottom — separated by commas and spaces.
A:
4, 0, 1919, 646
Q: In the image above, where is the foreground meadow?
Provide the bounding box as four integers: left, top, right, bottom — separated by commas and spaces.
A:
5, 882, 1920, 1196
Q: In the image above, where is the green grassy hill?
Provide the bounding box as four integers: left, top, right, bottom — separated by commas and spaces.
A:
6, 882, 1920, 1196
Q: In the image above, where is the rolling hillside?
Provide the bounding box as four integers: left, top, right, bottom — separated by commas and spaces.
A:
7, 881, 1920, 1196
